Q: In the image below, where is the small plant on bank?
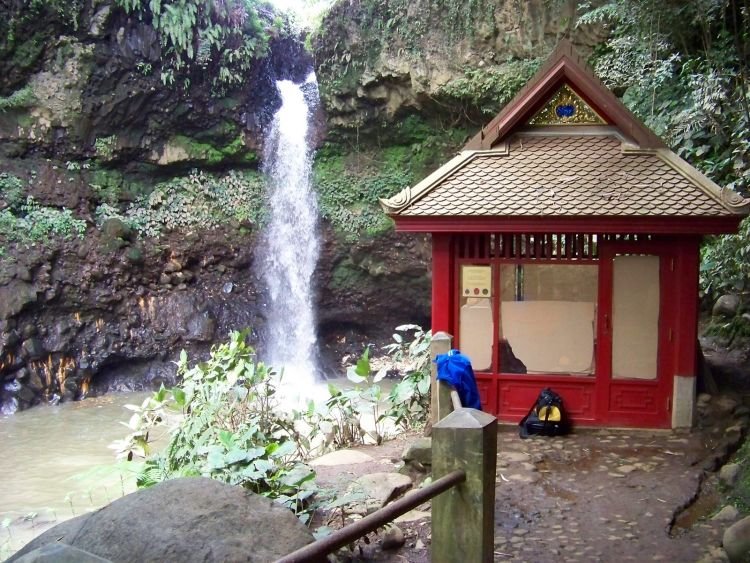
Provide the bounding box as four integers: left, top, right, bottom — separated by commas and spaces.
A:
0, 85, 35, 113
381, 324, 432, 431
311, 325, 433, 449
104, 169, 267, 237
111, 331, 318, 521
0, 196, 86, 248
0, 172, 25, 210
94, 135, 117, 160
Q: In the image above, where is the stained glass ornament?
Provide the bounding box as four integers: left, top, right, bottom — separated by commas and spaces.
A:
529, 84, 605, 125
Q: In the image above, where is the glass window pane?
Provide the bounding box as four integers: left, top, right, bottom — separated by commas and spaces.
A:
459, 265, 493, 372
612, 255, 659, 380
500, 264, 597, 375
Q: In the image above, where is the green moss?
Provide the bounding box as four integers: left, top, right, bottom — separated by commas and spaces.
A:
10, 34, 45, 70
195, 120, 240, 141
313, 116, 467, 239
170, 134, 253, 166
330, 258, 369, 290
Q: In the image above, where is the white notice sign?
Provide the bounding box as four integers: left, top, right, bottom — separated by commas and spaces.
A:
461, 266, 492, 297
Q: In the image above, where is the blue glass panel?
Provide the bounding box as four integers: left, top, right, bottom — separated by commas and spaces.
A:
555, 104, 576, 118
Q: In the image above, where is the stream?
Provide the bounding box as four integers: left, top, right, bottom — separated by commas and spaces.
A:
0, 391, 151, 557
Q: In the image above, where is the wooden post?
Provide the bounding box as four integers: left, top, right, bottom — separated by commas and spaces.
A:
430, 332, 453, 425
432, 408, 497, 563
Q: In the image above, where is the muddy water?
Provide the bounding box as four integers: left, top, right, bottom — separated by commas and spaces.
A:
0, 392, 151, 557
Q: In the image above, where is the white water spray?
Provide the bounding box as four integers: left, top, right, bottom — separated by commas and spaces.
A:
260, 73, 320, 392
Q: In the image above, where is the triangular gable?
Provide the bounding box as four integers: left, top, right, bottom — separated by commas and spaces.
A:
464, 39, 666, 150
527, 84, 605, 126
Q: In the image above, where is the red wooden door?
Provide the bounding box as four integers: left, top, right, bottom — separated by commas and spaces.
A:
597, 242, 675, 427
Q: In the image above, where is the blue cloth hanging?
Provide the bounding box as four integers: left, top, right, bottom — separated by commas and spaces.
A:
435, 349, 482, 410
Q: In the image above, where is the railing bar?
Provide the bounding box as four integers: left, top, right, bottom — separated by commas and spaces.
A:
450, 389, 462, 411
275, 470, 467, 563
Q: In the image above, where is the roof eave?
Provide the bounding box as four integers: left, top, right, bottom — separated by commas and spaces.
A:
390, 215, 744, 235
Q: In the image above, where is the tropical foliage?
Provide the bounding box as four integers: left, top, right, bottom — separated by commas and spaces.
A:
577, 0, 750, 299
111, 331, 318, 519
114, 0, 272, 90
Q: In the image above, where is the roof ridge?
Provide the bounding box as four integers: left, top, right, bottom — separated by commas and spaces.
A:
464, 39, 666, 151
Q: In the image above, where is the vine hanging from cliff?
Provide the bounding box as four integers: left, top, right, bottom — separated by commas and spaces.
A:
114, 0, 273, 90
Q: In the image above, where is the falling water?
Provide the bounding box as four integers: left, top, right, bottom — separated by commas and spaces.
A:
260, 73, 320, 391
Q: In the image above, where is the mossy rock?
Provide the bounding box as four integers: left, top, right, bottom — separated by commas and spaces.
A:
157, 135, 256, 166
101, 217, 133, 242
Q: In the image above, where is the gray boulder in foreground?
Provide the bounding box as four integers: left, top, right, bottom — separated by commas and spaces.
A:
724, 515, 750, 563
8, 477, 314, 563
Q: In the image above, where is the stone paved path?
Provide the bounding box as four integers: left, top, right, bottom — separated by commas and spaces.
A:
492, 427, 723, 562
315, 423, 742, 562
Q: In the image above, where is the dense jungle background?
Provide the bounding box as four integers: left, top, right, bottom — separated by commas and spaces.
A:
0, 0, 748, 413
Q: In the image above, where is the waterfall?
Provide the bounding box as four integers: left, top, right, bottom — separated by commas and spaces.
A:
260, 73, 320, 391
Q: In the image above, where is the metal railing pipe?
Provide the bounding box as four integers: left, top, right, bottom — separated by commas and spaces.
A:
275, 469, 467, 563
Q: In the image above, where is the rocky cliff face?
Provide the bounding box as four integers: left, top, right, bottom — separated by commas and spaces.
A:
0, 1, 432, 413
0, 219, 429, 412
313, 0, 606, 131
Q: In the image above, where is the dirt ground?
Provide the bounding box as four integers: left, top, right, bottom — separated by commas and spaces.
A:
312, 339, 750, 563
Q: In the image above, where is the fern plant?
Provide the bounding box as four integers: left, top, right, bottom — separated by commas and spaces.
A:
114, 0, 272, 90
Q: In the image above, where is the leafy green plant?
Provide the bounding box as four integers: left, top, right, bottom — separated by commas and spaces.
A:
119, 169, 267, 237
0, 172, 25, 210
112, 331, 318, 520
114, 0, 272, 90
577, 0, 750, 298
382, 325, 432, 431
94, 136, 117, 160
701, 217, 750, 296
0, 196, 86, 246
0, 85, 35, 113
436, 59, 542, 119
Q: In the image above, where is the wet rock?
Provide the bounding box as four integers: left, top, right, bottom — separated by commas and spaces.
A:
27, 371, 44, 392
101, 218, 133, 242
21, 324, 37, 339
719, 464, 740, 486
21, 338, 44, 360
185, 311, 217, 342
712, 505, 739, 522
88, 4, 112, 38
7, 477, 314, 563
124, 247, 144, 265
402, 437, 431, 466
715, 396, 741, 415
17, 385, 36, 403
713, 294, 741, 318
159, 273, 171, 285
164, 259, 183, 273
723, 515, 750, 562
698, 393, 713, 406
0, 280, 38, 319
381, 525, 405, 550
734, 406, 750, 417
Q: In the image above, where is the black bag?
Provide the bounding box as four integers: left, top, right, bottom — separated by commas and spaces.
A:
518, 388, 570, 439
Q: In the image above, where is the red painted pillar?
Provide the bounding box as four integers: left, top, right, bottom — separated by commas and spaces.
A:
675, 237, 701, 378
431, 233, 453, 334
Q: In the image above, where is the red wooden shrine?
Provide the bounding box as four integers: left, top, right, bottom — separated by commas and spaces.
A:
381, 41, 748, 428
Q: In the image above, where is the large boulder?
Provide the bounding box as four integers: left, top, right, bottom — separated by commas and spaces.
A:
8, 478, 314, 563
723, 515, 750, 562
713, 294, 741, 318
